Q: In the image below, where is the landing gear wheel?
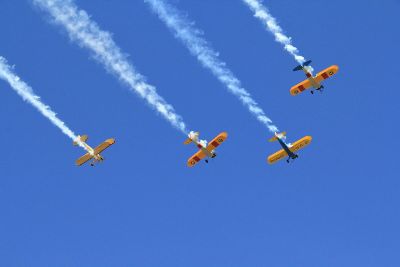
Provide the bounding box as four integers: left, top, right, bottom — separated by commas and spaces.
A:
205, 160, 209, 163
311, 91, 314, 94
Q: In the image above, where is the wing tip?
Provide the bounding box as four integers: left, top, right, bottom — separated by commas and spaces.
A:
219, 131, 228, 138
187, 161, 196, 167
106, 138, 116, 144
267, 155, 279, 164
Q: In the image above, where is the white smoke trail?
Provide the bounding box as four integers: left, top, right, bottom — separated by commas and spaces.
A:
0, 56, 89, 152
33, 0, 188, 134
242, 0, 310, 69
145, 0, 279, 133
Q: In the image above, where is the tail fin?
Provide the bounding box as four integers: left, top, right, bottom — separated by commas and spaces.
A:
293, 60, 312, 71
73, 135, 88, 146
268, 132, 286, 142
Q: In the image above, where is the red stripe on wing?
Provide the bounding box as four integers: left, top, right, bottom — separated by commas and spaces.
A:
298, 85, 306, 91
211, 141, 219, 148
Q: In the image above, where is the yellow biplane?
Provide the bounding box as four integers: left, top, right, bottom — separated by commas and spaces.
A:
73, 135, 115, 166
267, 132, 312, 164
184, 131, 228, 167
290, 60, 339, 95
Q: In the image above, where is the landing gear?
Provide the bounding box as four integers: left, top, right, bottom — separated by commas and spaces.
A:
316, 85, 324, 93
311, 90, 314, 94
287, 155, 299, 163
205, 159, 209, 163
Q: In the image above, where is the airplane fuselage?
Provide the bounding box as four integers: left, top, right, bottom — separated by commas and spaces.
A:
189, 135, 216, 159
194, 140, 215, 158
304, 69, 322, 89
276, 137, 298, 160
81, 142, 103, 164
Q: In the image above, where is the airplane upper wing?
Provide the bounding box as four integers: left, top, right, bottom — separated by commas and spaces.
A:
267, 136, 312, 164
290, 79, 312, 96
93, 138, 116, 155
288, 136, 312, 153
187, 150, 207, 167
206, 132, 228, 152
76, 153, 93, 166
314, 65, 339, 84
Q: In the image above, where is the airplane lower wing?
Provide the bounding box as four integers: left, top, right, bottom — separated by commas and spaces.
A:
187, 150, 207, 167
267, 136, 312, 164
290, 79, 312, 96
76, 153, 93, 166
314, 65, 339, 84
93, 138, 116, 155
206, 132, 228, 152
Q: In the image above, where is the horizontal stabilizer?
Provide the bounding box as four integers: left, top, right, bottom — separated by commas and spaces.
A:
268, 132, 286, 142
186, 131, 200, 144
183, 138, 192, 145
73, 135, 88, 146
293, 60, 312, 71
293, 65, 303, 71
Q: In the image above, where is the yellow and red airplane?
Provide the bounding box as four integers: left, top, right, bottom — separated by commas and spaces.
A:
73, 135, 115, 166
290, 60, 339, 95
267, 132, 312, 164
184, 131, 228, 167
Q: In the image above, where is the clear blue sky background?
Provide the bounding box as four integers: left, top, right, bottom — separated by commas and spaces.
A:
0, 0, 399, 266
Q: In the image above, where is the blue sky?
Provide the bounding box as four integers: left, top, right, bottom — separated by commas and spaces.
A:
0, 0, 399, 266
